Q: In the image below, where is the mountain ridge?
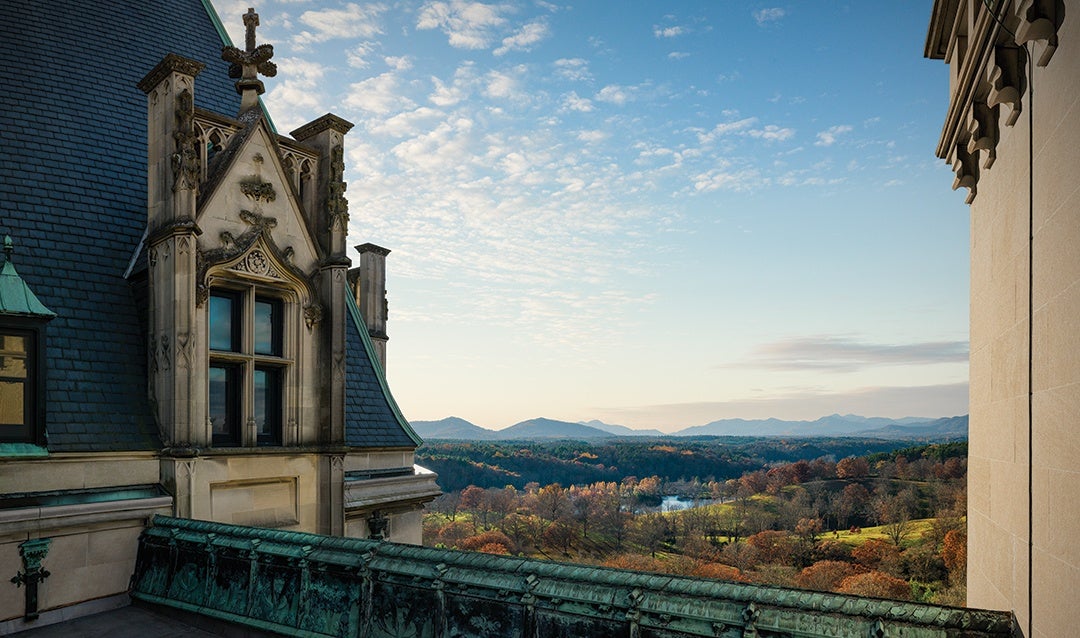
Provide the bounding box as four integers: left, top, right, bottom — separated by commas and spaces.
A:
410, 414, 968, 441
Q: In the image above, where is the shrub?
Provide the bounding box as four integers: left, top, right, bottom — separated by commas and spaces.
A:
460, 529, 514, 554
851, 539, 901, 570
795, 560, 865, 592
692, 562, 746, 582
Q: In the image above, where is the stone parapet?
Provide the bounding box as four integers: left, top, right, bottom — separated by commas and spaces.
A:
132, 516, 1017, 638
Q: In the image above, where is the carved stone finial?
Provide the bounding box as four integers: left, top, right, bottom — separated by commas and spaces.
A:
327, 144, 349, 232
3, 235, 12, 260
221, 8, 277, 112
172, 89, 200, 193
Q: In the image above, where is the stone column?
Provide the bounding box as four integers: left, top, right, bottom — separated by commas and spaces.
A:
138, 55, 206, 448
291, 115, 354, 445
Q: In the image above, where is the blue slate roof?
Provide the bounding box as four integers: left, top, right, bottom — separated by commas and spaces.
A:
0, 0, 417, 453
0, 0, 241, 450
345, 293, 422, 449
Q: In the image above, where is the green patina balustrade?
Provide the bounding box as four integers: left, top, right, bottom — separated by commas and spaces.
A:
130, 515, 1017, 638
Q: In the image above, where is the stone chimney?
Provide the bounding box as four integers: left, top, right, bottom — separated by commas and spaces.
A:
351, 243, 390, 370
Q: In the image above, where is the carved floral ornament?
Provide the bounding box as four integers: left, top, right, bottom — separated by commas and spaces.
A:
931, 0, 1063, 203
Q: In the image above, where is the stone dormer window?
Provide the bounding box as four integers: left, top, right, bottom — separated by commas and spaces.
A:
208, 285, 290, 446
0, 236, 55, 445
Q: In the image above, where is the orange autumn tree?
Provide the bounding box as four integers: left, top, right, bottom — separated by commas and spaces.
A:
837, 571, 912, 600
795, 560, 865, 592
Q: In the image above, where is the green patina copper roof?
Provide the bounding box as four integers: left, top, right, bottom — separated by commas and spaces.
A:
0, 236, 55, 319
131, 516, 1018, 638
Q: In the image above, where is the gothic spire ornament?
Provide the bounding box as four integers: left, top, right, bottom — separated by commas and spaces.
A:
221, 8, 277, 113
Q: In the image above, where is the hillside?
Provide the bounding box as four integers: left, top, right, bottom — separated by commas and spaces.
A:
411, 417, 498, 440
673, 414, 963, 437
495, 418, 612, 439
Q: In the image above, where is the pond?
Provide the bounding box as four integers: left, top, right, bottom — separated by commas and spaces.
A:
660, 495, 717, 511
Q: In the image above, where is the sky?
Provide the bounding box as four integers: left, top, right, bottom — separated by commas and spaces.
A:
211, 1, 970, 432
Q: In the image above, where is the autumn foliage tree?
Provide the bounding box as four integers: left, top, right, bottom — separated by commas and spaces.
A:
837, 571, 912, 600
941, 529, 967, 575
836, 456, 870, 479
795, 560, 865, 592
460, 529, 514, 554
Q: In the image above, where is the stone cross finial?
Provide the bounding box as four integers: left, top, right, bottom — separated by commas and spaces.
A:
244, 8, 259, 51
221, 7, 277, 112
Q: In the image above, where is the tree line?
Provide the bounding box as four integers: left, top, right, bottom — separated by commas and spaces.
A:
424, 443, 967, 605
417, 437, 937, 492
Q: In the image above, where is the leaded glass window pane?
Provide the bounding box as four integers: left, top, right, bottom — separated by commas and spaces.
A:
209, 294, 235, 350
254, 298, 281, 356
209, 364, 239, 444
0, 334, 27, 427
254, 367, 280, 444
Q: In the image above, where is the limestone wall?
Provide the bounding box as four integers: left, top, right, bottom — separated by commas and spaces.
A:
963, 4, 1080, 638
0, 454, 170, 632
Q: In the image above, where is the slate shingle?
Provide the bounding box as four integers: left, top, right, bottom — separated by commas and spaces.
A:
0, 0, 240, 451
344, 296, 420, 449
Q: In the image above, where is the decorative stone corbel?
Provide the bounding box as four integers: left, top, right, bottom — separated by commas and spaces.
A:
1014, 0, 1060, 66
952, 144, 979, 204
986, 44, 1026, 126
303, 303, 323, 329
741, 601, 760, 638
10, 538, 51, 621
367, 510, 389, 540
967, 101, 1000, 169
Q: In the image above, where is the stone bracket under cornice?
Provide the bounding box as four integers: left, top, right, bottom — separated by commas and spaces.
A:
925, 0, 1063, 203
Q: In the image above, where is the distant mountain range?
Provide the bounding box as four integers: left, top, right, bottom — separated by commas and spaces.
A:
409, 414, 968, 441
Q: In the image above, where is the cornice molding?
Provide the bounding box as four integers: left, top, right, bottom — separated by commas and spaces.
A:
925, 0, 1062, 203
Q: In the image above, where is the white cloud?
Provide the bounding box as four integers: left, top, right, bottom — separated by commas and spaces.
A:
746, 124, 795, 142
484, 68, 525, 100
385, 56, 413, 71
343, 72, 416, 115
426, 63, 480, 107
753, 8, 786, 25
264, 57, 328, 132
697, 117, 756, 143
560, 91, 594, 112
693, 167, 765, 192
416, 0, 508, 50
553, 58, 592, 82
390, 117, 476, 174
494, 20, 550, 56
345, 41, 378, 68
369, 107, 445, 137
653, 25, 687, 38
668, 51, 690, 60
815, 124, 853, 146
595, 84, 632, 105
293, 3, 386, 47
577, 130, 607, 143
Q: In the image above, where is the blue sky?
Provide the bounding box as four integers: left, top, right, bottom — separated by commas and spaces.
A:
212, 1, 970, 431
